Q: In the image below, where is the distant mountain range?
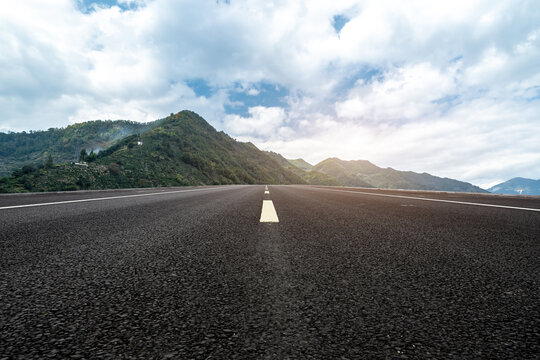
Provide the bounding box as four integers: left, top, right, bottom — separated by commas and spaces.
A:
0, 110, 488, 193
311, 158, 487, 192
488, 177, 540, 195
263, 152, 342, 186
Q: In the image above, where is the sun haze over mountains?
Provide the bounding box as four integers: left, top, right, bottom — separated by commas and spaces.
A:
1, 111, 486, 193
1, 1, 539, 189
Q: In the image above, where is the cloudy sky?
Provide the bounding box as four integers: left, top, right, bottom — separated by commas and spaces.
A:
2, 0, 539, 188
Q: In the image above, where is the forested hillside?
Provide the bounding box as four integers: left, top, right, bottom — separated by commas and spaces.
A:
0, 120, 160, 177
264, 151, 342, 186
0, 111, 304, 192
1, 111, 489, 193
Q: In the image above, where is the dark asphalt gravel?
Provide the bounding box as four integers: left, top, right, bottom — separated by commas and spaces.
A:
0, 185, 539, 359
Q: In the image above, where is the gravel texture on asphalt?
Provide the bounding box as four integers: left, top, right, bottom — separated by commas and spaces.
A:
1, 185, 539, 359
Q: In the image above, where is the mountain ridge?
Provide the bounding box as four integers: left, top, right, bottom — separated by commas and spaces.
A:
0, 110, 491, 193
263, 152, 342, 186
312, 157, 487, 193
0, 111, 304, 192
488, 177, 540, 195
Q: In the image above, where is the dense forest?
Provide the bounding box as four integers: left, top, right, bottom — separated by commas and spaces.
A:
0, 119, 161, 177
0, 111, 305, 192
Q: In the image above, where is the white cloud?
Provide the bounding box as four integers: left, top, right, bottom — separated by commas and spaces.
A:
1, 0, 539, 185
223, 106, 286, 137
256, 98, 540, 188
246, 88, 260, 96
336, 63, 457, 122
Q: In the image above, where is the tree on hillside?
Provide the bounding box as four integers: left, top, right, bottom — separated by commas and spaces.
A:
87, 150, 97, 162
45, 154, 53, 168
79, 149, 87, 162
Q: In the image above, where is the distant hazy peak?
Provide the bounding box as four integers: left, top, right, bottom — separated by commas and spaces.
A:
488, 177, 540, 195
312, 157, 486, 193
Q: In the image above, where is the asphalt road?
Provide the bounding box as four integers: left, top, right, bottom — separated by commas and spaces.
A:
1, 185, 539, 359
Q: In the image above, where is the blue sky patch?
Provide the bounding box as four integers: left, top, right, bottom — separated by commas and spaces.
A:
184, 79, 290, 117
78, 0, 140, 13
331, 66, 382, 98
432, 94, 461, 115
332, 15, 350, 35
450, 55, 464, 63
526, 86, 540, 101
185, 78, 215, 98
432, 94, 460, 105
225, 82, 289, 117
344, 67, 381, 87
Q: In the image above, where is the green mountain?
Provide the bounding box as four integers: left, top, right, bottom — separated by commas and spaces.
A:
0, 111, 490, 194
264, 151, 342, 186
300, 170, 342, 186
0, 119, 161, 177
488, 177, 540, 195
312, 157, 487, 193
312, 158, 374, 188
287, 158, 313, 171
0, 111, 304, 192
264, 151, 305, 177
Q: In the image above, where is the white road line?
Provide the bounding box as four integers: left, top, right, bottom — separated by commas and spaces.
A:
260, 200, 279, 222
0, 187, 228, 211
264, 190, 270, 195
306, 186, 540, 212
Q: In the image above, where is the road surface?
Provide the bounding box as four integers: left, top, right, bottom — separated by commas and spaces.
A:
1, 185, 539, 359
